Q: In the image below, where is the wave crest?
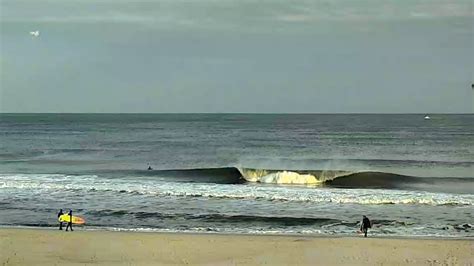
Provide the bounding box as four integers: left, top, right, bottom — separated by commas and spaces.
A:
239, 168, 353, 185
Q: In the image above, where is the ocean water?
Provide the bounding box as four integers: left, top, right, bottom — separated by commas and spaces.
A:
0, 114, 473, 237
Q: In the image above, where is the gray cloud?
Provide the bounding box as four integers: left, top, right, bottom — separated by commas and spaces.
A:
1, 0, 473, 113
2, 0, 472, 26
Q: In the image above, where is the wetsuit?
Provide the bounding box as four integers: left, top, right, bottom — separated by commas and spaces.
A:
65, 211, 73, 231
361, 216, 371, 237
57, 210, 64, 230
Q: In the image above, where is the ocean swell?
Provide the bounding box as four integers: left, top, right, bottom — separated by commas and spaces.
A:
117, 167, 419, 188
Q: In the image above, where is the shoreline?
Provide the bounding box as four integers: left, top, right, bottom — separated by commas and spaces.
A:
1, 225, 472, 241
1, 228, 472, 265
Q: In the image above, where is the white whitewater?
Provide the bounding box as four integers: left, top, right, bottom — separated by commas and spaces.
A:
239, 168, 353, 185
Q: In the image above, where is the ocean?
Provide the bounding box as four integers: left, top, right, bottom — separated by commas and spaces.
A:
0, 114, 473, 237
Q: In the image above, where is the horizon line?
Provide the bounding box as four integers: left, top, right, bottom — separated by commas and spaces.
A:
0, 112, 473, 115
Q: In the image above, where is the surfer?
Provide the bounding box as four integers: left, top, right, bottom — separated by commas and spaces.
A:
147, 164, 153, 171
65, 210, 73, 232
360, 215, 371, 237
57, 209, 64, 230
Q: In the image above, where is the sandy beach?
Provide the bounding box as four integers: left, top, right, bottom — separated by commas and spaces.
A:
0, 228, 472, 265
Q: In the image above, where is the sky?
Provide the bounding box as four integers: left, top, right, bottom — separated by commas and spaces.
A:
1, 0, 473, 113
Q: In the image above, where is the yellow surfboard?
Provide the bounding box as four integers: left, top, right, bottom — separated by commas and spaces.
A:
59, 214, 85, 224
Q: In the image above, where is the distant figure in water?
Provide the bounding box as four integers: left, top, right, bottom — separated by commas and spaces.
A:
147, 164, 153, 171
57, 209, 64, 230
360, 215, 371, 237
65, 210, 73, 232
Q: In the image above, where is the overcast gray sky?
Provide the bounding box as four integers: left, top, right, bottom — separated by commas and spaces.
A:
1, 0, 473, 113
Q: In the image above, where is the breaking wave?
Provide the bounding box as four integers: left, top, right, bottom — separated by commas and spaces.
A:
239, 168, 353, 185
7, 165, 473, 193
238, 168, 473, 194
102, 167, 408, 187
114, 167, 472, 192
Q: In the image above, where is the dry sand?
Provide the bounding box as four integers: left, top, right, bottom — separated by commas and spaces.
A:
0, 228, 472, 265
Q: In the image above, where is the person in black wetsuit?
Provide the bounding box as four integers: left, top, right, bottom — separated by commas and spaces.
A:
57, 209, 64, 230
360, 215, 371, 237
147, 163, 153, 171
65, 210, 73, 232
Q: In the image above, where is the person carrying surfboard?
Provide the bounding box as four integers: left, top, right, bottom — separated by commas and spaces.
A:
57, 209, 64, 230
360, 215, 371, 237
65, 210, 74, 231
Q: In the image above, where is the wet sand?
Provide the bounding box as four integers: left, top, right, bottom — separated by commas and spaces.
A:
0, 228, 472, 265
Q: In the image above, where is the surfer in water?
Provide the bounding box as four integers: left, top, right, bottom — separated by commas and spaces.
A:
65, 210, 73, 232
57, 209, 64, 230
147, 163, 153, 171
360, 215, 371, 237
